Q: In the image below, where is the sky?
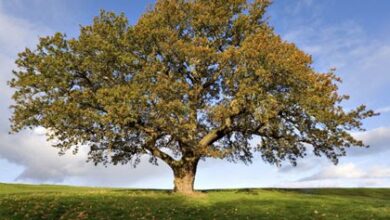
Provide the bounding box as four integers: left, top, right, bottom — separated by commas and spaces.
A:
0, 0, 390, 189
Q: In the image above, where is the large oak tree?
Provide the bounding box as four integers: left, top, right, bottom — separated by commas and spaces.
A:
9, 0, 376, 194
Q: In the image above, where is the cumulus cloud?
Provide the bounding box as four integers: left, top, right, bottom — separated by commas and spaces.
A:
274, 126, 390, 184
0, 3, 51, 129
349, 127, 390, 156
376, 106, 390, 114
300, 163, 390, 181
0, 4, 51, 55
277, 126, 390, 174
273, 162, 390, 188
0, 130, 172, 187
300, 163, 363, 181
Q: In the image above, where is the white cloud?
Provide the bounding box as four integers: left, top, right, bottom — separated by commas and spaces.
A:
32, 127, 47, 136
0, 130, 172, 187
274, 127, 390, 184
276, 127, 390, 174
0, 5, 50, 55
349, 127, 390, 156
376, 106, 390, 114
301, 163, 364, 180
300, 163, 390, 181
0, 3, 51, 129
367, 166, 390, 178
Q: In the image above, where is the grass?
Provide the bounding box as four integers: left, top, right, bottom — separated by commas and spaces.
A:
0, 183, 389, 219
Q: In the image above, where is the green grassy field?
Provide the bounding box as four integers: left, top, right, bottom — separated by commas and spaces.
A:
0, 183, 389, 219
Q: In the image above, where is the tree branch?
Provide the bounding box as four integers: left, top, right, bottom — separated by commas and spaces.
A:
196, 117, 234, 156
142, 134, 178, 167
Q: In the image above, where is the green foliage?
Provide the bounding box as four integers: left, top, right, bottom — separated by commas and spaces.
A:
9, 0, 377, 192
0, 183, 389, 219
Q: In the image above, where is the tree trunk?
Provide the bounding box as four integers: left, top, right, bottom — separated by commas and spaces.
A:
172, 158, 199, 194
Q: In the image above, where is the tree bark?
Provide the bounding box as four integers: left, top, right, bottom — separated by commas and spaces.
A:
172, 158, 199, 194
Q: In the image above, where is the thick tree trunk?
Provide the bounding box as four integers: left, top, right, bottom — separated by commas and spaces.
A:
172, 158, 199, 194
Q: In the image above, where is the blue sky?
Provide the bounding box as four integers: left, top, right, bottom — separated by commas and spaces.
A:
0, 0, 390, 189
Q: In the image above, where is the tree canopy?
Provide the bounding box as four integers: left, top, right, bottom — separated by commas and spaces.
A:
9, 0, 376, 193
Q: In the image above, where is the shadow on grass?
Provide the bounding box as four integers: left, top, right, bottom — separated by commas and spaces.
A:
111, 188, 173, 195
263, 188, 390, 200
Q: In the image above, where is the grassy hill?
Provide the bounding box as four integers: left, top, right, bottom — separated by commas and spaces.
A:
0, 183, 389, 219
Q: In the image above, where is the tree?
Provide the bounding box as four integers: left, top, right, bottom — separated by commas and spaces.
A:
9, 0, 376, 194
